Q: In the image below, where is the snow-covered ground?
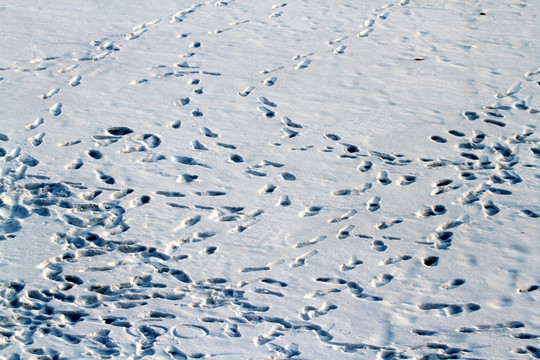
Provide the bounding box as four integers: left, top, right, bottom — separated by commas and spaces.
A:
1, 1, 539, 359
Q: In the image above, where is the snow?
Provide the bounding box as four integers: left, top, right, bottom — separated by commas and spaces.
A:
1, 0, 539, 359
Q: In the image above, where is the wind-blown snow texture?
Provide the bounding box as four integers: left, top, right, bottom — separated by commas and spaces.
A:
1, 0, 539, 359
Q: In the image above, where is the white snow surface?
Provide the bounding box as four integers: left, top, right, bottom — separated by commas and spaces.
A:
1, 0, 539, 359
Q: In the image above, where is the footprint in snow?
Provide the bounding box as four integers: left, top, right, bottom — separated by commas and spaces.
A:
333, 45, 346, 54
50, 102, 62, 116
257, 96, 277, 107
28, 132, 45, 147
26, 117, 44, 130
96, 170, 114, 184
239, 86, 254, 97
264, 77, 277, 86
295, 59, 311, 70
40, 87, 60, 99
358, 28, 373, 37
299, 206, 322, 217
